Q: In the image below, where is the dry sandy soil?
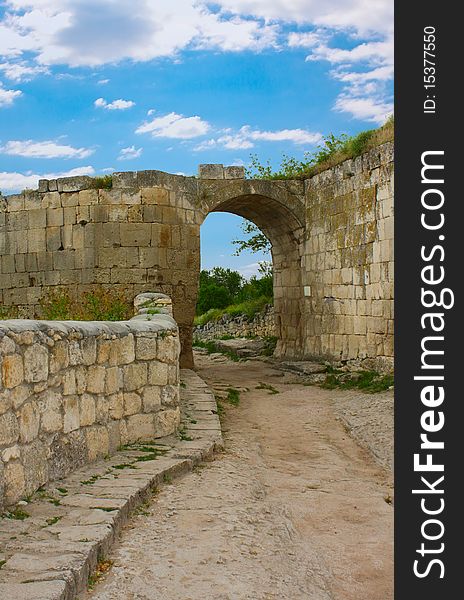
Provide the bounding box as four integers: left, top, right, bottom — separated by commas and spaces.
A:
85, 352, 393, 600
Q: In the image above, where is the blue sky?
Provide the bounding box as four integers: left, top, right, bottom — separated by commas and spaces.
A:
0, 0, 393, 277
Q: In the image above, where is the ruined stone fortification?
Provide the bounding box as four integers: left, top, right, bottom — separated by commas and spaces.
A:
0, 294, 180, 509
194, 304, 276, 341
0, 141, 394, 371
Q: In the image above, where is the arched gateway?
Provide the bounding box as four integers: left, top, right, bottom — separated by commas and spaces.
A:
0, 144, 395, 372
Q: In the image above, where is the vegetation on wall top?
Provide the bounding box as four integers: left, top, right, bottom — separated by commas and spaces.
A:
246, 115, 394, 181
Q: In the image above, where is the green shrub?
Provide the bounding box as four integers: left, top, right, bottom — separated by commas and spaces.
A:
246, 116, 394, 180
194, 295, 271, 326
197, 283, 232, 314
40, 288, 133, 321
89, 175, 113, 189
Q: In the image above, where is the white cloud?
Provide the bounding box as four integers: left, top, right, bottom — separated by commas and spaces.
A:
0, 61, 48, 81
194, 124, 322, 150
97, 78, 109, 85
334, 95, 392, 123
136, 111, 210, 139
94, 97, 135, 110
0, 83, 22, 106
216, 1, 392, 36
0, 1, 393, 124
118, 145, 143, 160
0, 0, 277, 68
0, 139, 94, 159
0, 166, 95, 193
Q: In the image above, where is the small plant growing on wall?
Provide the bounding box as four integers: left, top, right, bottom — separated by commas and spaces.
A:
39, 288, 133, 321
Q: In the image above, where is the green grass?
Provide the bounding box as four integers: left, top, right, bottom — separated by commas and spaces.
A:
39, 288, 133, 321
0, 305, 18, 320
225, 387, 240, 406
192, 339, 242, 362
194, 296, 271, 327
246, 116, 394, 181
89, 175, 113, 189
43, 516, 62, 527
320, 371, 394, 393
1, 507, 30, 520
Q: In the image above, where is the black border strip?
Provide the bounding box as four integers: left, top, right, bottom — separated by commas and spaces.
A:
395, 2, 460, 597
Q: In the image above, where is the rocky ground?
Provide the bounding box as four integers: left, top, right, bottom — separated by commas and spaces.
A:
85, 351, 393, 600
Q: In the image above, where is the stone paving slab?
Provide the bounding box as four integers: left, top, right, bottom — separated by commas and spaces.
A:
0, 369, 222, 600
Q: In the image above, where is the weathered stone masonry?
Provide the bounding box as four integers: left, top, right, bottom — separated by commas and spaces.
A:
0, 307, 180, 509
0, 141, 394, 371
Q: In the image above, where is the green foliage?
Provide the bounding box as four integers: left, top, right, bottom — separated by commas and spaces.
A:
0, 305, 18, 320
320, 370, 394, 393
196, 264, 272, 318
194, 295, 271, 326
40, 288, 133, 321
192, 339, 241, 362
225, 387, 240, 405
232, 221, 271, 255
246, 117, 394, 181
90, 175, 113, 189
197, 283, 232, 314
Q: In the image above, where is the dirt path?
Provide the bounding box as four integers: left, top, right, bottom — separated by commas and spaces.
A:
86, 353, 393, 600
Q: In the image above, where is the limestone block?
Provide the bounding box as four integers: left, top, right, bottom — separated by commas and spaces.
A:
198, 164, 224, 179
161, 385, 179, 407
24, 344, 49, 383
108, 392, 124, 420
47, 207, 64, 227
156, 335, 179, 364
224, 165, 245, 179
126, 413, 155, 442
28, 208, 47, 229
142, 386, 161, 412
75, 366, 87, 394
18, 401, 40, 443
38, 390, 62, 433
97, 339, 111, 364
95, 395, 109, 423
110, 334, 135, 365
105, 366, 122, 394
68, 340, 83, 366
153, 407, 180, 438
63, 396, 80, 433
85, 426, 109, 461
141, 187, 169, 205
28, 229, 46, 252
120, 223, 151, 246
87, 365, 106, 394
62, 370, 76, 395
4, 460, 25, 505
78, 189, 98, 206
81, 337, 97, 365
10, 384, 31, 410
80, 394, 96, 427
123, 363, 148, 391
2, 353, 26, 390
135, 336, 157, 360
0, 411, 19, 445
57, 175, 93, 193
123, 392, 142, 416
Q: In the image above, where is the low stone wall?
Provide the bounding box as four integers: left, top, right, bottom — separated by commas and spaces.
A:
0, 296, 180, 509
194, 305, 275, 341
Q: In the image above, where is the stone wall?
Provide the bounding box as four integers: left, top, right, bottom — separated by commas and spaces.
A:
0, 144, 394, 371
0, 301, 180, 509
302, 142, 394, 372
194, 305, 276, 341
0, 173, 201, 369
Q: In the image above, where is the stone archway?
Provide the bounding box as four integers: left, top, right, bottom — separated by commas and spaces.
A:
195, 176, 306, 363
